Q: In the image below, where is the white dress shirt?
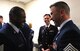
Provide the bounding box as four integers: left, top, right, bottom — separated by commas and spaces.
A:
9, 22, 19, 33
59, 19, 71, 31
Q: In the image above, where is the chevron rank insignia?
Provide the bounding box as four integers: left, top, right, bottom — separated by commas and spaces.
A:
63, 43, 78, 51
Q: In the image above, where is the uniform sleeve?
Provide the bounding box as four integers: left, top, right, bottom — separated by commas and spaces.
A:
0, 33, 4, 45
57, 30, 80, 51
38, 27, 42, 45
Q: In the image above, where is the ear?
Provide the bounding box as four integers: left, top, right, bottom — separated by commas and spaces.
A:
60, 9, 65, 16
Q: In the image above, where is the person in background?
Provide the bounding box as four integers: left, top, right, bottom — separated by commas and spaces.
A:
0, 6, 33, 51
28, 22, 34, 51
50, 1, 80, 51
0, 15, 5, 29
38, 14, 58, 51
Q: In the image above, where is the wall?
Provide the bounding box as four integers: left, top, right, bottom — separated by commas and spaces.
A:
0, 0, 25, 23
61, 0, 80, 28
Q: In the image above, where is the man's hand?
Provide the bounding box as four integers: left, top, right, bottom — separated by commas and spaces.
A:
44, 49, 50, 51
42, 48, 50, 51
53, 42, 57, 50
41, 48, 45, 51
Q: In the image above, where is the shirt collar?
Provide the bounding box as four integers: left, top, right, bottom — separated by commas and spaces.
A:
45, 24, 50, 27
9, 22, 19, 33
2, 22, 5, 26
59, 19, 71, 31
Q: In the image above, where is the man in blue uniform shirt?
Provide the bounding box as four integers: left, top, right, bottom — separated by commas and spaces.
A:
0, 6, 33, 51
50, 1, 80, 51
0, 15, 5, 29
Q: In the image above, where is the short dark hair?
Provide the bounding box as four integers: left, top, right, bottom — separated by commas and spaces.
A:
43, 14, 51, 17
50, 1, 70, 15
9, 6, 25, 20
0, 15, 3, 18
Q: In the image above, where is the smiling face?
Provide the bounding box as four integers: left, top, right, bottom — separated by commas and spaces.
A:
50, 1, 70, 27
50, 6, 62, 27
44, 15, 51, 25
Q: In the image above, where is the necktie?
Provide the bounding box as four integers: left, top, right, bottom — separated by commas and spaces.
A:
53, 31, 60, 50
53, 30, 60, 41
46, 27, 49, 31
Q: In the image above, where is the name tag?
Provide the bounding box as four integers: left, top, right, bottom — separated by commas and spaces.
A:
49, 30, 54, 32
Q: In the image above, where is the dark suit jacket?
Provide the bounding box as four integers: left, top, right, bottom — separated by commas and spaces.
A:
21, 23, 34, 51
0, 23, 33, 51
54, 20, 80, 51
38, 24, 58, 50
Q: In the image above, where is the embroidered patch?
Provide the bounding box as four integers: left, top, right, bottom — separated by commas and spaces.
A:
63, 43, 78, 51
